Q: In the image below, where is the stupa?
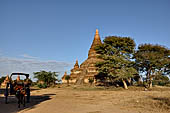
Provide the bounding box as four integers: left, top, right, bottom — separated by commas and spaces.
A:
1, 75, 10, 88
62, 72, 69, 83
62, 29, 102, 84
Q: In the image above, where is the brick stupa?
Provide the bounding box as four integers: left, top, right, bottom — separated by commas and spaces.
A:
62, 29, 102, 84
1, 75, 10, 88
62, 72, 69, 83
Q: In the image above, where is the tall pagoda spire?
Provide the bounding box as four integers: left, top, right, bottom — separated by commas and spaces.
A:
88, 29, 102, 58
62, 29, 103, 84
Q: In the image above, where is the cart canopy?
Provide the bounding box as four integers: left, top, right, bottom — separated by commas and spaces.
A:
10, 73, 29, 78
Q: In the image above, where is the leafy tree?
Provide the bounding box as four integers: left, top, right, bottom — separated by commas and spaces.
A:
134, 44, 170, 88
95, 36, 137, 89
34, 71, 59, 87
65, 75, 70, 86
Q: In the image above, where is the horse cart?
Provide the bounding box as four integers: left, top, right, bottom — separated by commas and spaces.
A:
4, 73, 31, 108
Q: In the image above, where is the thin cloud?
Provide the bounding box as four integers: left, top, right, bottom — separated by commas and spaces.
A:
20, 54, 38, 59
0, 57, 73, 80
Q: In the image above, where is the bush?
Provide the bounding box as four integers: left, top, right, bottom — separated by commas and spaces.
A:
31, 82, 37, 86
153, 80, 170, 86
158, 81, 166, 86
152, 75, 170, 86
37, 83, 47, 88
88, 78, 94, 85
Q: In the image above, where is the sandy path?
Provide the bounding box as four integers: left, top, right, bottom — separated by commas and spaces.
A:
20, 88, 134, 113
1, 86, 170, 113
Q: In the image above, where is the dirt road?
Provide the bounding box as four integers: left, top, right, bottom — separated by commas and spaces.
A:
1, 86, 170, 113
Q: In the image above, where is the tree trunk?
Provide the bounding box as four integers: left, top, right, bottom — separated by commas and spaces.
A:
148, 68, 152, 89
149, 77, 152, 88
122, 79, 128, 89
127, 78, 132, 85
67, 80, 69, 86
149, 81, 152, 88
137, 77, 141, 85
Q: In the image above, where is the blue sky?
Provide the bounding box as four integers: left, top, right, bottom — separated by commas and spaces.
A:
0, 0, 170, 79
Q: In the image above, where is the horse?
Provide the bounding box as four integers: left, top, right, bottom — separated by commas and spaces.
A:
14, 83, 26, 108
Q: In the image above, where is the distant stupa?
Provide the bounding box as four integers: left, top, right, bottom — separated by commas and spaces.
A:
1, 75, 10, 88
62, 29, 102, 84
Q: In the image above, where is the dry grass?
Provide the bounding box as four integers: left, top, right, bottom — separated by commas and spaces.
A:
70, 85, 170, 113
129, 96, 170, 112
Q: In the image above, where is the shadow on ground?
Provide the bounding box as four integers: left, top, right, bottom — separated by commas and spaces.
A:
0, 88, 55, 113
0, 88, 40, 95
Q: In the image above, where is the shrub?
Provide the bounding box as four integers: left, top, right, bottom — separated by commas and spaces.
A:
88, 78, 94, 85
153, 75, 170, 86
37, 83, 47, 88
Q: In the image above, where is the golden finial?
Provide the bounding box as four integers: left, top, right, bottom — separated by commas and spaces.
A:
76, 59, 78, 63
96, 29, 99, 35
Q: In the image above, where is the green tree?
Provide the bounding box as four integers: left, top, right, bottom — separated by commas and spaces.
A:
65, 75, 70, 86
95, 36, 137, 89
34, 71, 59, 87
134, 44, 170, 88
